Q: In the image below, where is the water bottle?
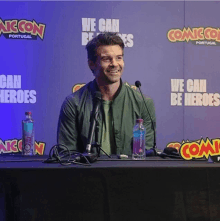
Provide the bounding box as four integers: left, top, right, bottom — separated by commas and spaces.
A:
22, 111, 36, 155
132, 119, 146, 160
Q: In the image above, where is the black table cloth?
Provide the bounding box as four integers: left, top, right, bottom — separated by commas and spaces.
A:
0, 155, 219, 221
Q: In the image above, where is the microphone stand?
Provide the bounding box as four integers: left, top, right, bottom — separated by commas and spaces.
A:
135, 81, 162, 156
138, 86, 156, 149
85, 91, 111, 161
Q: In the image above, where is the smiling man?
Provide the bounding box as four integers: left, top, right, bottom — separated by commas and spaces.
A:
57, 32, 156, 156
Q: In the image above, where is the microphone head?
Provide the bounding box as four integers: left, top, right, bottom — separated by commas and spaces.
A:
95, 91, 102, 100
164, 147, 178, 154
135, 81, 141, 88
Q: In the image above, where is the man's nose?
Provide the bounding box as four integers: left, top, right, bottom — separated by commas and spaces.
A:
110, 58, 118, 66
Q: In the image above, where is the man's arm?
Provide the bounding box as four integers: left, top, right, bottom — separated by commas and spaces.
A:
141, 98, 156, 150
57, 97, 78, 151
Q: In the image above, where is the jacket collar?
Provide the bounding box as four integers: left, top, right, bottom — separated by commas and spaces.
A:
90, 78, 125, 102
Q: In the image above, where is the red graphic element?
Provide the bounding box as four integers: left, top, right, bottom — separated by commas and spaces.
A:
166, 142, 181, 152
0, 19, 46, 39
72, 84, 85, 93
167, 27, 220, 43
35, 141, 45, 155
18, 140, 22, 151
180, 138, 220, 160
0, 139, 46, 155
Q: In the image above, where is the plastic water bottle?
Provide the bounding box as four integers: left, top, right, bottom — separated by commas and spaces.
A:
132, 119, 146, 160
22, 111, 36, 155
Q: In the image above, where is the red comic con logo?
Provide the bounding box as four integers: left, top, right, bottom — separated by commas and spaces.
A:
0, 19, 46, 40
166, 142, 181, 152
72, 84, 86, 93
167, 27, 220, 43
167, 27, 205, 42
180, 138, 220, 160
0, 139, 46, 155
166, 139, 201, 152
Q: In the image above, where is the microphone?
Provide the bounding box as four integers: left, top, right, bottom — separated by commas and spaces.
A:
135, 80, 141, 88
135, 80, 158, 156
84, 91, 102, 162
159, 147, 181, 159
163, 147, 178, 155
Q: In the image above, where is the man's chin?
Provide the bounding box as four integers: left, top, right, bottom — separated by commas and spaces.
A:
106, 76, 121, 84
96, 73, 122, 85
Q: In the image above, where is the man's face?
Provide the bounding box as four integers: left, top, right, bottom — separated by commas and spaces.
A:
90, 45, 124, 85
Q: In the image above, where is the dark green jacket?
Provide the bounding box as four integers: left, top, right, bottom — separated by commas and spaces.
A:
57, 79, 156, 155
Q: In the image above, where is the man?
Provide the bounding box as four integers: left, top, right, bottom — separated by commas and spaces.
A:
57, 32, 156, 156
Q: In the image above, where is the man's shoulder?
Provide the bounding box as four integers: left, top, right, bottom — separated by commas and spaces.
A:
123, 82, 152, 101
66, 80, 93, 101
61, 81, 94, 110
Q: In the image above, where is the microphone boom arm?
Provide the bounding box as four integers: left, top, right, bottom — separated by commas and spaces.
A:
135, 81, 156, 150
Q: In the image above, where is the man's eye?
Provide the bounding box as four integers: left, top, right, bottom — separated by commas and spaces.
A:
102, 57, 110, 61
117, 56, 123, 60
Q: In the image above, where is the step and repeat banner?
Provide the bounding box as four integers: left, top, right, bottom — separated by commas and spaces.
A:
0, 1, 220, 159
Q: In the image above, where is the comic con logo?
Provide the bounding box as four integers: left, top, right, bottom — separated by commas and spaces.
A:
0, 18, 46, 40
180, 138, 220, 160
167, 27, 220, 46
0, 139, 45, 155
167, 138, 220, 160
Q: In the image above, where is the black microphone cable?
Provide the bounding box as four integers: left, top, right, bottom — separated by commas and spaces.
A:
43, 144, 91, 166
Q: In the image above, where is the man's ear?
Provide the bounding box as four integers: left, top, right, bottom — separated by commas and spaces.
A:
88, 60, 95, 73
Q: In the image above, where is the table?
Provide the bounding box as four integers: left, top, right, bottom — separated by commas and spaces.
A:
0, 155, 219, 221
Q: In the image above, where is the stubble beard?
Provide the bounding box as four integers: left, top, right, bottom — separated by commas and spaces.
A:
104, 67, 123, 84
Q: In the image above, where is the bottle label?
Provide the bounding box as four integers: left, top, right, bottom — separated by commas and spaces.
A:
133, 130, 145, 154
23, 122, 34, 155
24, 123, 33, 133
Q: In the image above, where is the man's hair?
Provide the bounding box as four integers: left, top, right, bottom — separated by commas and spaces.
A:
86, 32, 124, 63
